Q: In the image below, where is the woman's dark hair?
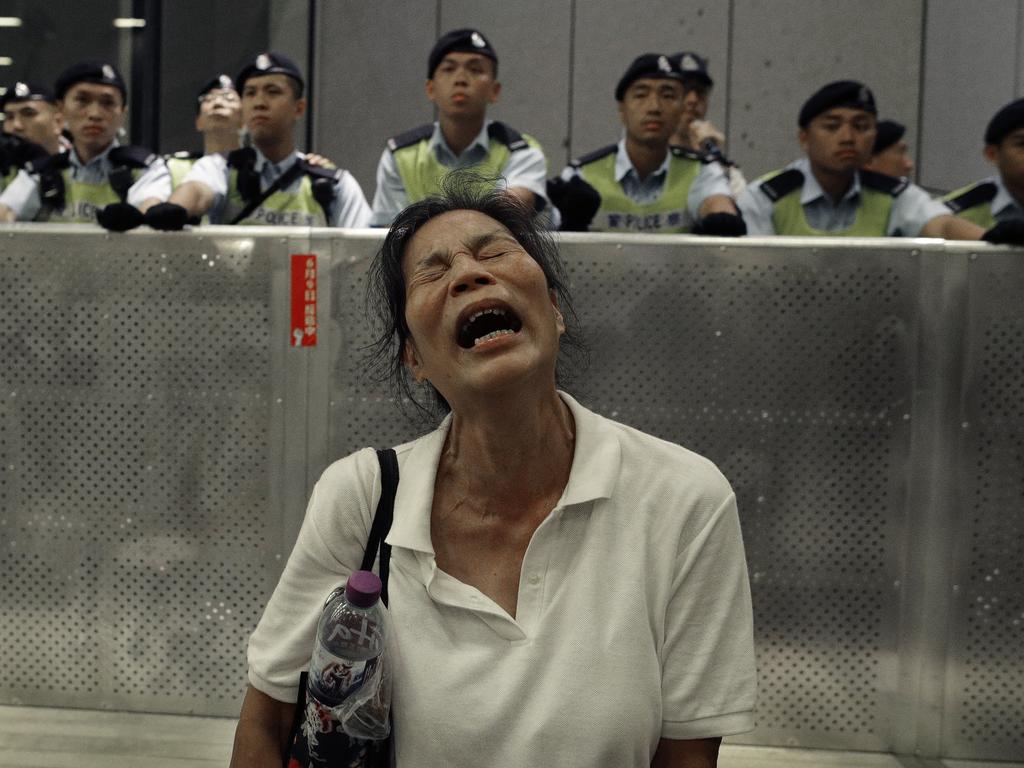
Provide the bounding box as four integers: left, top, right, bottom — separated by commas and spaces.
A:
365, 171, 587, 418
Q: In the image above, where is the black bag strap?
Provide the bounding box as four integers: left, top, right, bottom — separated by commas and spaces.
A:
282, 447, 399, 767
363, 448, 398, 605
229, 159, 306, 225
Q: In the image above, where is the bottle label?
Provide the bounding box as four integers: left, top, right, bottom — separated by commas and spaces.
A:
309, 646, 380, 703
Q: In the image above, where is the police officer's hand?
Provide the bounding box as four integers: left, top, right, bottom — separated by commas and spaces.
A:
144, 202, 190, 231
546, 176, 601, 232
982, 219, 1024, 246
693, 212, 747, 237
96, 202, 144, 232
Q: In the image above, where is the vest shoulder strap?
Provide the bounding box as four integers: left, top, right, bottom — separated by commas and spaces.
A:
572, 144, 617, 169
27, 150, 71, 175
759, 168, 804, 202
298, 159, 341, 182
387, 124, 434, 152
487, 121, 529, 152
109, 144, 158, 169
944, 181, 998, 213
859, 169, 909, 196
226, 147, 256, 169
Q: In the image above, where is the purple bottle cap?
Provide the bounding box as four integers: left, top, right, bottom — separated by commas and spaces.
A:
345, 570, 382, 608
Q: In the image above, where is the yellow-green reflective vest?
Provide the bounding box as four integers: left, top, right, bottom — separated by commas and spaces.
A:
942, 181, 997, 230
223, 166, 327, 226
758, 168, 899, 236
166, 153, 199, 189
34, 145, 153, 223
388, 121, 540, 204
573, 145, 702, 233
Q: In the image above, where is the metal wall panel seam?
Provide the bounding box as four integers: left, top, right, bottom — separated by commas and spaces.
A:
892, 246, 969, 756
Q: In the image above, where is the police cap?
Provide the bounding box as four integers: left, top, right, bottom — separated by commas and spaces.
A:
799, 80, 876, 128
984, 98, 1024, 145
428, 29, 498, 79
236, 52, 304, 96
669, 51, 713, 89
1, 81, 55, 111
55, 61, 127, 104
873, 120, 906, 154
615, 53, 685, 101
196, 74, 237, 113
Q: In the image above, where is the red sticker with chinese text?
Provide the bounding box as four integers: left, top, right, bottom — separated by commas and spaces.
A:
291, 254, 317, 347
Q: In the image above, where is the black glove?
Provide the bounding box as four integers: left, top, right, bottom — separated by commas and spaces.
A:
692, 211, 747, 237
982, 219, 1024, 246
546, 176, 601, 231
96, 202, 144, 232
144, 202, 190, 231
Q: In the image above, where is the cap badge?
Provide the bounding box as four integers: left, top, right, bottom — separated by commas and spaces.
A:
859, 86, 871, 103
102, 64, 116, 80
14, 81, 29, 97
218, 74, 233, 89
256, 53, 272, 70
470, 31, 486, 48
681, 54, 699, 71
658, 55, 672, 73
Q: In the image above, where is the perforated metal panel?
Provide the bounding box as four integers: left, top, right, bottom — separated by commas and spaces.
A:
944, 253, 1024, 758
0, 227, 285, 715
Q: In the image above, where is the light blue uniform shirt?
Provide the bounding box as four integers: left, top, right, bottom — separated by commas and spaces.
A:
984, 175, 1024, 223
371, 119, 548, 227
183, 147, 371, 227
560, 138, 733, 223
738, 156, 949, 237
0, 141, 170, 221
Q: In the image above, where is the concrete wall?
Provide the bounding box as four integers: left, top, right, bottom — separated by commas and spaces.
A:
307, 0, 1024, 201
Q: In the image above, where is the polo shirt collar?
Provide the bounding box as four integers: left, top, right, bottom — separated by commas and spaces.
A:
615, 137, 670, 183
991, 174, 1024, 218
795, 156, 861, 206
252, 147, 300, 178
429, 119, 492, 162
386, 391, 622, 555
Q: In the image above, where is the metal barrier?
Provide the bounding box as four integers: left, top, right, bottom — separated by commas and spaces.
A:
0, 225, 1020, 760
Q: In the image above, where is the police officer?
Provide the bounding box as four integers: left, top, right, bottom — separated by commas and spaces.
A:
863, 119, 914, 178
548, 53, 744, 234
943, 98, 1024, 240
1, 82, 66, 191
165, 74, 243, 189
0, 62, 170, 228
150, 52, 370, 229
666, 51, 746, 196
737, 80, 1002, 241
370, 28, 549, 227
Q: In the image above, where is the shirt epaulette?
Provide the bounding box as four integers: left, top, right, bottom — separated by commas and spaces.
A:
109, 144, 158, 168
26, 150, 70, 175
759, 168, 804, 202
387, 124, 434, 152
166, 150, 201, 161
299, 159, 342, 182
487, 121, 529, 152
944, 181, 998, 213
571, 144, 617, 169
859, 169, 909, 196
226, 147, 255, 167
670, 145, 705, 162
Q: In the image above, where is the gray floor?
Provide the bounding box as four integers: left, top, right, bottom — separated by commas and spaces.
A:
0, 705, 1021, 768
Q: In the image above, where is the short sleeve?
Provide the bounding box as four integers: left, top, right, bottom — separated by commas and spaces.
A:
126, 157, 172, 207
181, 153, 229, 220
0, 168, 42, 220
370, 149, 408, 227
331, 170, 372, 228
246, 447, 380, 702
500, 138, 549, 208
736, 181, 776, 235
888, 181, 951, 237
687, 161, 733, 218
660, 492, 757, 738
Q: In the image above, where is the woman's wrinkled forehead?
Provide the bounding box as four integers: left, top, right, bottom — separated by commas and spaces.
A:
400, 209, 524, 275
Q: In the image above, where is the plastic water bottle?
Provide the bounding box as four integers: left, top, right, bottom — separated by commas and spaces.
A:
304, 570, 391, 758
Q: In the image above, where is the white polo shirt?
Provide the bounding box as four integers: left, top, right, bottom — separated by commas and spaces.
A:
247, 392, 756, 766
